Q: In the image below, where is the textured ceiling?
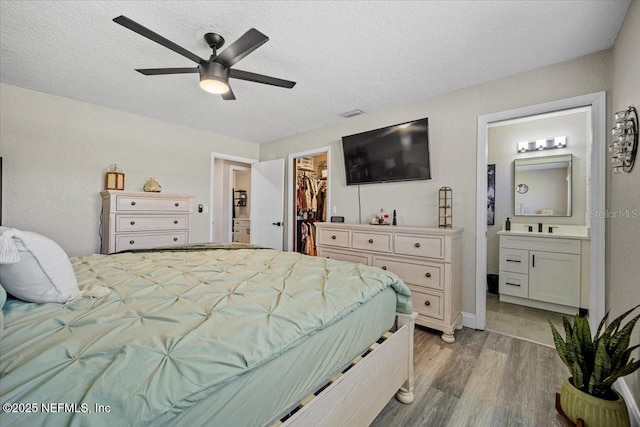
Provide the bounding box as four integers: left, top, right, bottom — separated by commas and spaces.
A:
0, 1, 630, 143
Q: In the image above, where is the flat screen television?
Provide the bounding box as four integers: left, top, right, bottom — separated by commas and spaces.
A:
341, 118, 431, 185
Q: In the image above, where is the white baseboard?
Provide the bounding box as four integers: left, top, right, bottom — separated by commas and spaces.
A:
461, 312, 477, 329
614, 378, 640, 427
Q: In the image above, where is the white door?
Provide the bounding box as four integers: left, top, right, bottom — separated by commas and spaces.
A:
250, 159, 285, 250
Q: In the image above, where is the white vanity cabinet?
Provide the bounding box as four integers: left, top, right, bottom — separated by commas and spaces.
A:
498, 233, 582, 314
315, 223, 463, 343
101, 190, 193, 254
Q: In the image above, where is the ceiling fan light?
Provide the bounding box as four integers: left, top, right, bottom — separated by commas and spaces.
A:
199, 77, 229, 94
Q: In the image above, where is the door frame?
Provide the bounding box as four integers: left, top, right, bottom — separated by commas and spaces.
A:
287, 146, 331, 252
210, 152, 257, 242
228, 165, 250, 242
474, 91, 606, 331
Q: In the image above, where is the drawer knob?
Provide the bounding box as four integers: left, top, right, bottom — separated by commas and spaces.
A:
425, 272, 431, 278
173, 220, 178, 224
368, 238, 374, 244
425, 300, 431, 306
175, 202, 180, 207
130, 221, 135, 225
131, 201, 136, 206
381, 266, 387, 270
173, 237, 178, 242
414, 242, 421, 248
331, 235, 336, 240
129, 240, 135, 245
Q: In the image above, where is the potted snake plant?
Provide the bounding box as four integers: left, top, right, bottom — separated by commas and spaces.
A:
549, 304, 640, 427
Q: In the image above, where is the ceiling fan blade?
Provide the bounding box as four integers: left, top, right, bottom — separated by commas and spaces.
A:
136, 67, 199, 75
214, 29, 268, 68
113, 15, 204, 64
230, 69, 296, 89
221, 86, 236, 100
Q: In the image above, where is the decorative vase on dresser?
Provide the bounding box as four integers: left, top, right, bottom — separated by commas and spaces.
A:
315, 222, 463, 343
100, 190, 194, 254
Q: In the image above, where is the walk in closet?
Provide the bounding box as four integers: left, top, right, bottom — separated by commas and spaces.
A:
294, 153, 327, 255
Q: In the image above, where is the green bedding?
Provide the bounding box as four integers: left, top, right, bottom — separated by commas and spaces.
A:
0, 247, 412, 426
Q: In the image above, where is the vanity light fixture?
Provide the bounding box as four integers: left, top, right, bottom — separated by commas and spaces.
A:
610, 106, 638, 174
517, 136, 567, 153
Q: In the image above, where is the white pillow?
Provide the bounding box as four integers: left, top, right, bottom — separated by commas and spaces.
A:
0, 227, 79, 303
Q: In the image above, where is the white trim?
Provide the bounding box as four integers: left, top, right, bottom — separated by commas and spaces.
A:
210, 152, 258, 243
613, 378, 640, 427
475, 92, 606, 331
461, 311, 477, 329
287, 146, 331, 252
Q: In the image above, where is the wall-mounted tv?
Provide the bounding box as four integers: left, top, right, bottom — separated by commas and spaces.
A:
341, 118, 431, 185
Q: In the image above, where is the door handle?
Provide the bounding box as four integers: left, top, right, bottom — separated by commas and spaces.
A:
272, 222, 283, 226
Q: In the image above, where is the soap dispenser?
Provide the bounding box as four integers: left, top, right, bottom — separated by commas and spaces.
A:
505, 217, 511, 231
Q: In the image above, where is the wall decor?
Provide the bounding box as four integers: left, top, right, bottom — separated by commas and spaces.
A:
487, 164, 495, 225
610, 106, 638, 173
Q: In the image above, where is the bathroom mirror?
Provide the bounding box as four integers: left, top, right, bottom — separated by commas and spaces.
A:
513, 154, 572, 216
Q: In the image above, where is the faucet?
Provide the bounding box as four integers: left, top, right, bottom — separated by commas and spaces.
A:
538, 223, 543, 233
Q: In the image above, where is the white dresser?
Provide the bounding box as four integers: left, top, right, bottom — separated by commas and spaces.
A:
100, 190, 194, 254
315, 223, 463, 343
498, 232, 585, 315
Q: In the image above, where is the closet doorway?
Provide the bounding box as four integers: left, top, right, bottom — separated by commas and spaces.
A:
230, 166, 251, 244
287, 147, 331, 254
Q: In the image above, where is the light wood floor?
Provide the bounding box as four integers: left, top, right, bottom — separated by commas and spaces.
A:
485, 292, 566, 348
371, 326, 572, 426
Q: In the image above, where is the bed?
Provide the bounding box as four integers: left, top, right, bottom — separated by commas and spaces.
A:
0, 241, 416, 427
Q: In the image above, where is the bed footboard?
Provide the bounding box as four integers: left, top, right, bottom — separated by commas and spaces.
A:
280, 311, 418, 427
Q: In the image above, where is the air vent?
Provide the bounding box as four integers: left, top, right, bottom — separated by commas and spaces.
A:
339, 109, 365, 118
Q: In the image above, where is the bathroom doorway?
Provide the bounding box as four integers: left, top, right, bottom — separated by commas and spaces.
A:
475, 92, 606, 338
287, 147, 331, 253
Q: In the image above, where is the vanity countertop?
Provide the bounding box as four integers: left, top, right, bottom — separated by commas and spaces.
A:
498, 224, 590, 240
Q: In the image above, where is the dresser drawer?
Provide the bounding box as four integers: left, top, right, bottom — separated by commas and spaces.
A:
116, 195, 191, 212
317, 228, 350, 248
499, 248, 529, 274
410, 287, 444, 320
318, 248, 371, 265
114, 232, 188, 252
395, 234, 445, 259
116, 215, 188, 232
499, 271, 529, 298
352, 231, 392, 253
373, 256, 444, 291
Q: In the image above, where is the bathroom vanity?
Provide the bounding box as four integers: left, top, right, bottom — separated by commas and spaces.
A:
497, 226, 589, 315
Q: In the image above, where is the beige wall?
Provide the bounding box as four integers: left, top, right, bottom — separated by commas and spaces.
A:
260, 50, 611, 315
611, 0, 640, 409
0, 83, 259, 256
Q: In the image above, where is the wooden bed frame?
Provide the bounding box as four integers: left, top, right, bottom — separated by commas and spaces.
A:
279, 311, 417, 427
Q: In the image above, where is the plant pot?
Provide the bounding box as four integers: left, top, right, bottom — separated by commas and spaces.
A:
560, 377, 630, 427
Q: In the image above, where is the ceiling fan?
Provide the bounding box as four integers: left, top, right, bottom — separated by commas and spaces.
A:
113, 15, 296, 100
